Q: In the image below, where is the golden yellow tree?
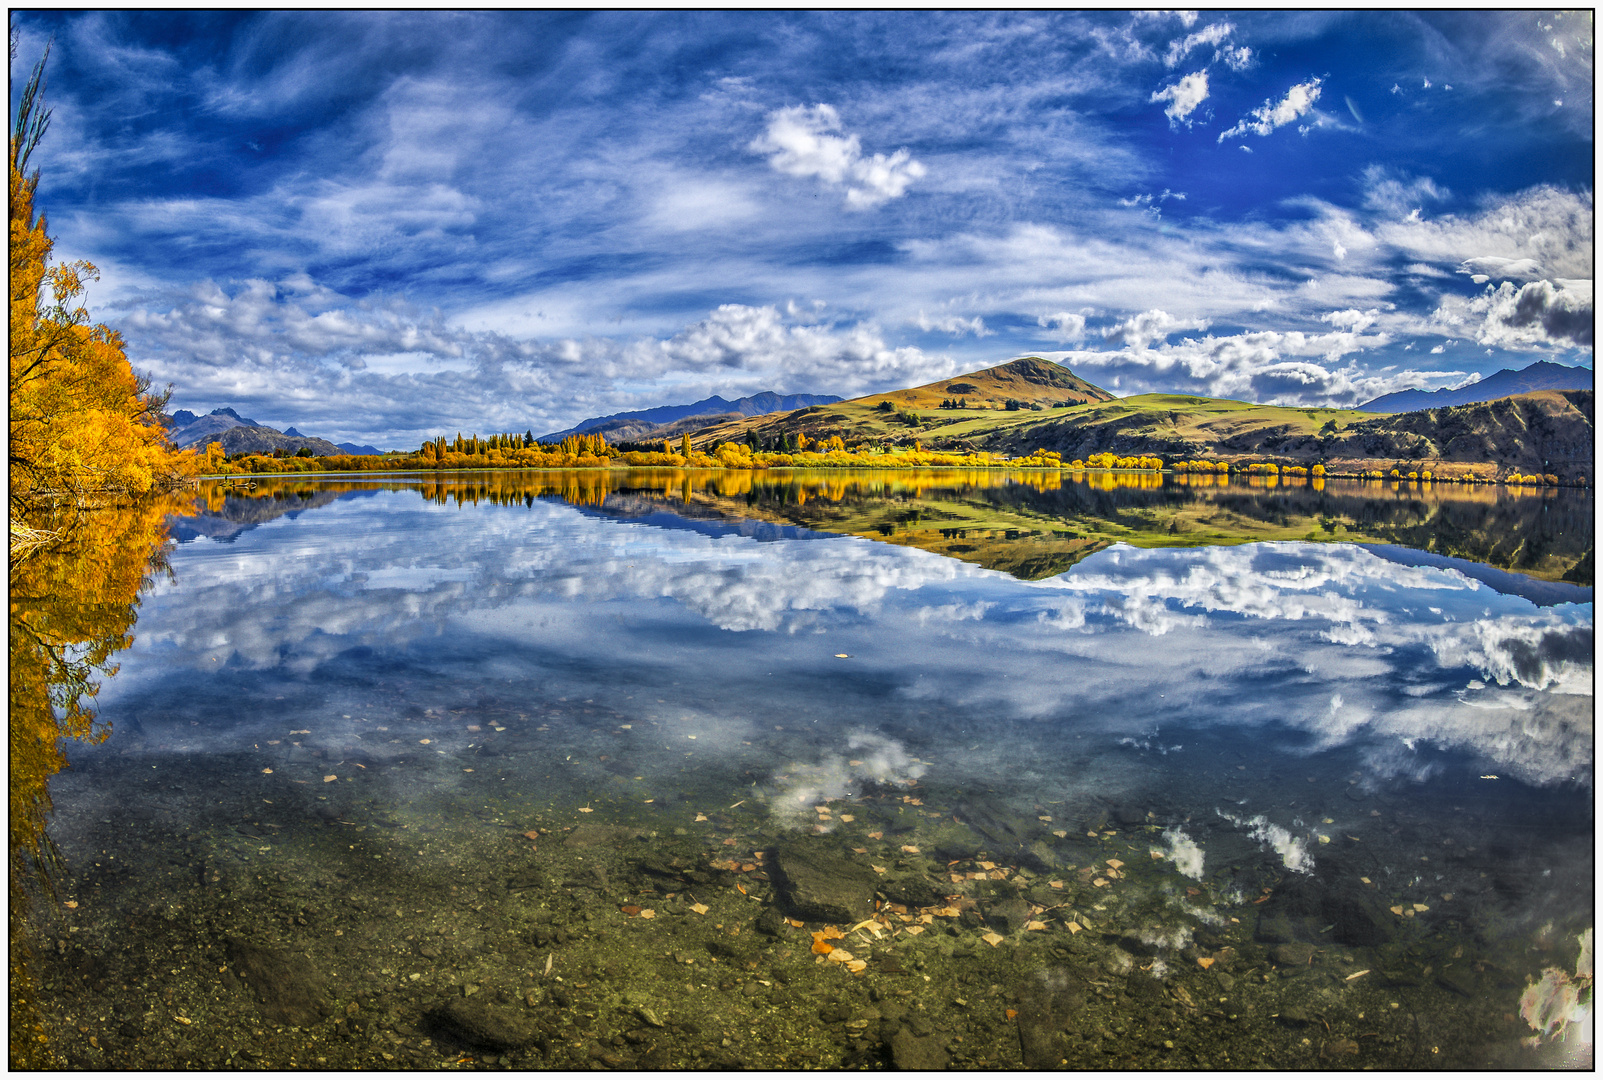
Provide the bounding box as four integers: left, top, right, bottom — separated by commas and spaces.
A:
9, 47, 193, 527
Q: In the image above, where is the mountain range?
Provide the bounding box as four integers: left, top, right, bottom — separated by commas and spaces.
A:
165, 408, 382, 456
540, 391, 842, 443
1357, 360, 1592, 413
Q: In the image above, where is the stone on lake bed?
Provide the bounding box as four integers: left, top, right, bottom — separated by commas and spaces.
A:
428, 998, 537, 1051
769, 841, 877, 923
889, 1026, 949, 1071
1272, 942, 1316, 966
563, 822, 645, 847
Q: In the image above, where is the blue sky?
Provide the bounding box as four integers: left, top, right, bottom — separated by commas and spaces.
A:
11, 10, 1593, 445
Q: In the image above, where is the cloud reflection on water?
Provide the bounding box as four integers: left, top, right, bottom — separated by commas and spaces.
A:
104, 490, 1591, 788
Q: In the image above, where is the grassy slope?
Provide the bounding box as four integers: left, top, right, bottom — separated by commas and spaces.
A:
692, 357, 1113, 447
692, 366, 1593, 480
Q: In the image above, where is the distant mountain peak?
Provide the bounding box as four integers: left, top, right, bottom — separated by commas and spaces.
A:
542, 390, 843, 442
1358, 359, 1593, 413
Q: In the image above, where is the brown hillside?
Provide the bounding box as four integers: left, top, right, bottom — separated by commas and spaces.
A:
987, 389, 1592, 480
859, 356, 1115, 409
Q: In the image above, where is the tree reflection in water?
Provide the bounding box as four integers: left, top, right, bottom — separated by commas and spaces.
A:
8, 494, 190, 1067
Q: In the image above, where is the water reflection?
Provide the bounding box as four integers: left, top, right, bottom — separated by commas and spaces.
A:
20, 472, 1595, 1069
180, 469, 1592, 587
8, 495, 187, 1066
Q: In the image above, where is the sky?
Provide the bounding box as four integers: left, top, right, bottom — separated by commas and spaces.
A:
10, 10, 1594, 446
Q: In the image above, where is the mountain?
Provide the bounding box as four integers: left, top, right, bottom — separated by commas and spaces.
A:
288, 427, 383, 454
541, 390, 842, 442
165, 408, 346, 456
1357, 360, 1593, 413
165, 407, 274, 447
209, 428, 345, 457
689, 356, 1117, 448
862, 355, 1116, 411
688, 356, 1591, 480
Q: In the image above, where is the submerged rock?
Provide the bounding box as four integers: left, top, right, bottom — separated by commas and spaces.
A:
1255, 911, 1297, 944
428, 998, 537, 1051
986, 894, 1032, 934
1015, 967, 1085, 1069
563, 823, 644, 848
226, 937, 331, 1028
1271, 942, 1316, 967
769, 841, 876, 923
1323, 891, 1393, 947
889, 1026, 949, 1070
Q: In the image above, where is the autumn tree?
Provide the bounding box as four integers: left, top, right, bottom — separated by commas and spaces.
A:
10, 44, 192, 528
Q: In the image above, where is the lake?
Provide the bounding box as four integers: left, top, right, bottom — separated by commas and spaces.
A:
14, 469, 1594, 1069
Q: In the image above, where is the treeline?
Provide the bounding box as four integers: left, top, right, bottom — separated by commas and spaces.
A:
205, 431, 1589, 489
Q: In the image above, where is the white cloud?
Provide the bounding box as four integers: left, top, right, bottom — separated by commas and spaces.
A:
1102, 308, 1210, 350
1052, 318, 1482, 406
1435, 278, 1594, 350
1372, 184, 1592, 280
749, 103, 926, 209
1458, 256, 1545, 284
916, 311, 992, 338
1037, 311, 1087, 343
1361, 167, 1449, 218
1163, 21, 1233, 67
1320, 308, 1378, 333
116, 277, 953, 441
1151, 70, 1209, 126
1218, 77, 1323, 141
1218, 45, 1252, 71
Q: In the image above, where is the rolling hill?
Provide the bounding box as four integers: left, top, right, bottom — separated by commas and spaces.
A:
686, 356, 1593, 480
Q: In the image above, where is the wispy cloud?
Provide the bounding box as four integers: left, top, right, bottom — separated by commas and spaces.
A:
9, 10, 1591, 433
1164, 21, 1233, 67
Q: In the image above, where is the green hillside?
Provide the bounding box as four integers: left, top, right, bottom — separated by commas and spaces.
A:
687, 354, 1592, 481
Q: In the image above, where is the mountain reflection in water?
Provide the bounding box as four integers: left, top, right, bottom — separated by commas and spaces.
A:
17, 470, 1594, 1070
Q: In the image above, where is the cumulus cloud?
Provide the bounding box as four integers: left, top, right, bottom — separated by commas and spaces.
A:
1164, 21, 1233, 67
1218, 77, 1323, 141
749, 104, 926, 208
1102, 308, 1210, 350
1037, 311, 1087, 343
1057, 319, 1480, 406
1218, 45, 1252, 72
1151, 70, 1209, 126
1436, 278, 1594, 349
116, 277, 951, 442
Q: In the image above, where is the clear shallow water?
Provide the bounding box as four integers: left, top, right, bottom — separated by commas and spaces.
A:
27, 473, 1595, 1069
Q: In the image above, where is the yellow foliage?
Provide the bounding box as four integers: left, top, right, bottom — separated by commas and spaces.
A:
10, 128, 193, 516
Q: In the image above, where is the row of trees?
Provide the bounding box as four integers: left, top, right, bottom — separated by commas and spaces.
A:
1071, 453, 1164, 471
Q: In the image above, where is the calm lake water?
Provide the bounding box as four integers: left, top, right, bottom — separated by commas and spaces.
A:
21, 470, 1594, 1069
